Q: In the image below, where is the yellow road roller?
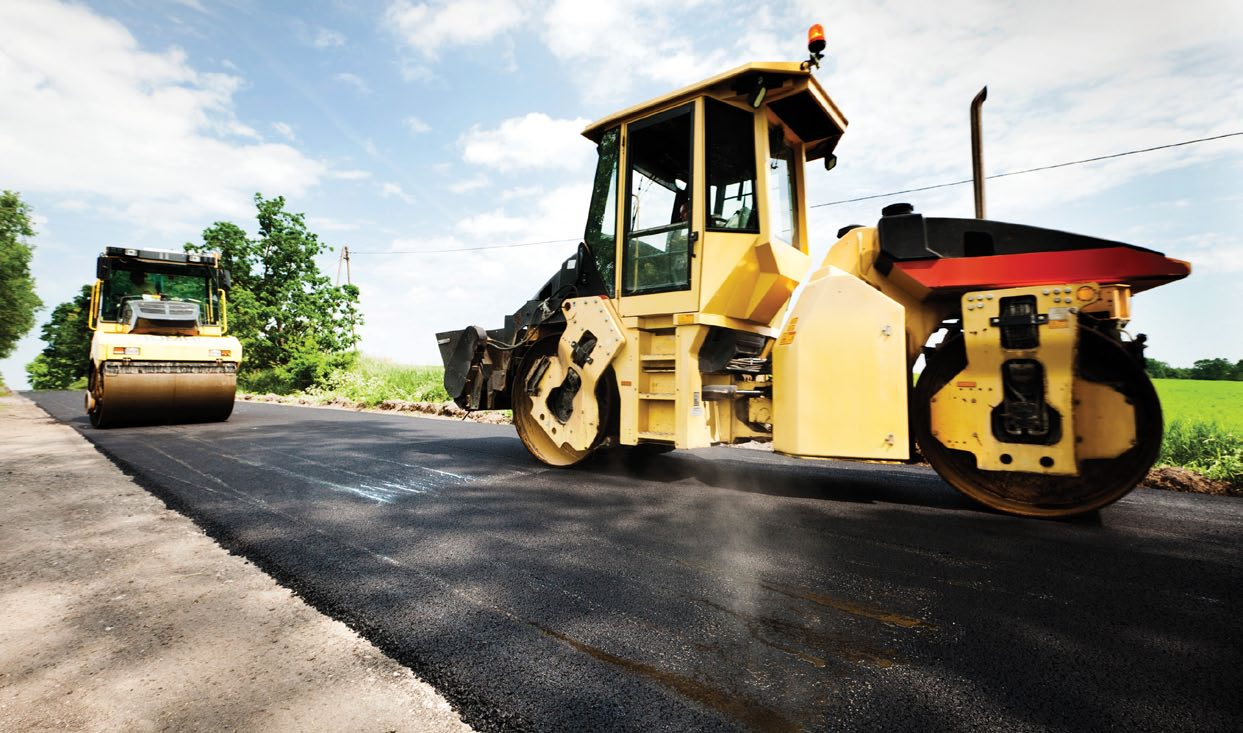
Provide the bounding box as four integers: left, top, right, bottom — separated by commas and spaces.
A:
437, 29, 1190, 517
86, 246, 242, 427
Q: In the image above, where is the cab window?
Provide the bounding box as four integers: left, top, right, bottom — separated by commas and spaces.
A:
584, 128, 619, 296
768, 125, 799, 247
705, 99, 757, 232
623, 103, 694, 296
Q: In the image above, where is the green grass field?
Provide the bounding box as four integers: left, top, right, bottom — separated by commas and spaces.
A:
1153, 379, 1243, 432
306, 354, 449, 406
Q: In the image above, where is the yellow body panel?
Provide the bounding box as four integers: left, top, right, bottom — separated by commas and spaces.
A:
772, 265, 909, 460
530, 296, 626, 452
699, 235, 812, 326
90, 330, 243, 365
582, 62, 847, 145
1075, 380, 1138, 460
822, 227, 953, 364
931, 286, 1086, 475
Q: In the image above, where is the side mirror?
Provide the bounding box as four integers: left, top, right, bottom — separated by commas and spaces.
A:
824, 154, 838, 172
96, 258, 110, 281
220, 269, 232, 291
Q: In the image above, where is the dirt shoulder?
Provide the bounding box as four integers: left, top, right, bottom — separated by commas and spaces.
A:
0, 393, 474, 733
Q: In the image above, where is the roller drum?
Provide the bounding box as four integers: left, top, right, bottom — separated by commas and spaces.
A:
89, 361, 237, 427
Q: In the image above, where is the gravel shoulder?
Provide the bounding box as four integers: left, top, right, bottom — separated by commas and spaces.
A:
0, 393, 474, 733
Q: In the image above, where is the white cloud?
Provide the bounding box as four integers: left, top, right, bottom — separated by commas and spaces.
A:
448, 175, 489, 194
0, 0, 326, 234
307, 216, 361, 232
171, 0, 207, 13
380, 181, 416, 204
404, 116, 432, 134
271, 121, 297, 141
501, 185, 542, 201
385, 0, 524, 58
1162, 231, 1243, 273
329, 169, 373, 180
459, 113, 594, 172
458, 209, 527, 237
356, 184, 590, 363
542, 0, 783, 104
54, 198, 91, 212
781, 0, 1243, 232
333, 72, 371, 95
312, 27, 346, 49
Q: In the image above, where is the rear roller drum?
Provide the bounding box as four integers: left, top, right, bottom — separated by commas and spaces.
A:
85, 363, 236, 428
914, 327, 1163, 517
86, 366, 109, 429
512, 338, 615, 467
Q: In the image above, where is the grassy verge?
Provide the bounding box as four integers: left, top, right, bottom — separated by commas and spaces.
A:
243, 354, 449, 407
1151, 380, 1242, 490
1156, 421, 1242, 488
308, 355, 449, 405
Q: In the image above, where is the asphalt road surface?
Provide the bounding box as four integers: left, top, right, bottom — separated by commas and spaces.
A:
30, 392, 1243, 732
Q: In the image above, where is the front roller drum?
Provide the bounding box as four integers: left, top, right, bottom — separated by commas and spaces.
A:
914, 328, 1163, 517
512, 338, 615, 467
88, 361, 237, 428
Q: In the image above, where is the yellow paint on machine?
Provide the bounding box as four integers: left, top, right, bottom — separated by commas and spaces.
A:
90, 331, 243, 365
772, 264, 909, 460
529, 296, 626, 452
931, 286, 1079, 475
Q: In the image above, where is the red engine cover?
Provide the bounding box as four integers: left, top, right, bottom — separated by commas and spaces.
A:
892, 246, 1190, 295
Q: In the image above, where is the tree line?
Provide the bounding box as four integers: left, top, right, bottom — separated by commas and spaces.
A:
1145, 358, 1243, 381
9, 192, 360, 392
0, 191, 42, 371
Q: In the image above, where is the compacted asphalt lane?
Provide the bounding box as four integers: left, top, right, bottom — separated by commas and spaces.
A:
29, 391, 1243, 732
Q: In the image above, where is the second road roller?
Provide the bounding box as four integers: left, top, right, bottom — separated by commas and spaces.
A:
86, 246, 242, 427
437, 26, 1190, 517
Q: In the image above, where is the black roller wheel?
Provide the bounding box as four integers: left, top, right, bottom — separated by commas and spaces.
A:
914, 327, 1163, 517
512, 337, 615, 467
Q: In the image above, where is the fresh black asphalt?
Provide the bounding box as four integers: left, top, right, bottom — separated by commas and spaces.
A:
28, 391, 1243, 732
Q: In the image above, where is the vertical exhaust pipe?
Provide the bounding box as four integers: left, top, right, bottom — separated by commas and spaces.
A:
970, 86, 987, 219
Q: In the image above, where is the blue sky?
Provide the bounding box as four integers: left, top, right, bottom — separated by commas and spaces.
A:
2, 0, 1241, 388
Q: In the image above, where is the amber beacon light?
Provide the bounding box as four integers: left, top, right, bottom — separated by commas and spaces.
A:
808, 24, 826, 54
804, 23, 826, 69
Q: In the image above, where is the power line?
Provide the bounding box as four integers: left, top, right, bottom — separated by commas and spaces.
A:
810, 130, 1243, 209
352, 131, 1242, 255
351, 237, 580, 255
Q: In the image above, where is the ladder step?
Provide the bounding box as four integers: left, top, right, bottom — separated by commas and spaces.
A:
638, 431, 675, 441
640, 354, 675, 361
638, 392, 675, 401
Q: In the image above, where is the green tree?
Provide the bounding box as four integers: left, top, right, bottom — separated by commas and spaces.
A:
1145, 358, 1175, 378
190, 194, 362, 391
1189, 358, 1233, 381
0, 191, 43, 358
25, 285, 92, 390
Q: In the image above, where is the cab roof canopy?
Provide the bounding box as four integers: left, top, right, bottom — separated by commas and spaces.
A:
581, 62, 848, 162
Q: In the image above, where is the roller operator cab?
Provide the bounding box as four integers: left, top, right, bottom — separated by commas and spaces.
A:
86, 247, 243, 428
437, 40, 1190, 517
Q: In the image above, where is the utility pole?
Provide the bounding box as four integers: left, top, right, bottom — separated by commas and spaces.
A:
336, 245, 353, 285
336, 245, 358, 350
